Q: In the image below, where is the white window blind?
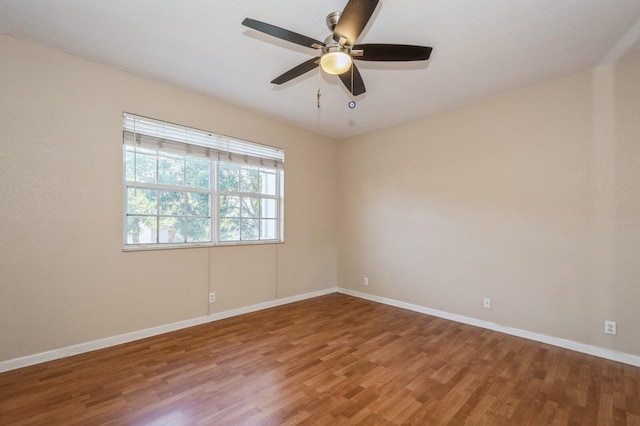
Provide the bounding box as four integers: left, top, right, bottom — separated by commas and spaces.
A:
123, 113, 284, 169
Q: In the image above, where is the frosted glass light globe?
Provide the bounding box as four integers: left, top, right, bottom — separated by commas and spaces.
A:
320, 51, 352, 75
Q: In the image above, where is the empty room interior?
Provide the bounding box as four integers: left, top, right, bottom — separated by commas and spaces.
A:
1, 0, 639, 424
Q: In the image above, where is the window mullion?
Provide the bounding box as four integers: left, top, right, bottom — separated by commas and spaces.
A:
258, 196, 262, 240
155, 188, 160, 244
125, 181, 210, 194
276, 169, 281, 241
238, 195, 243, 241
182, 192, 187, 243
212, 159, 218, 245
154, 151, 160, 244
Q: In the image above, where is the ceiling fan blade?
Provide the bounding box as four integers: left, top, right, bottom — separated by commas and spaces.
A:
338, 63, 366, 96
243, 18, 325, 49
353, 44, 433, 61
271, 57, 320, 84
333, 0, 380, 46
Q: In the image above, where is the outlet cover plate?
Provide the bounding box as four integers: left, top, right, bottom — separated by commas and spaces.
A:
604, 320, 616, 335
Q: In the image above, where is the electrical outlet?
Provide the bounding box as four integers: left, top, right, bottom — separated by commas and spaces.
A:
483, 297, 491, 309
363, 277, 368, 286
604, 321, 616, 335
209, 292, 216, 303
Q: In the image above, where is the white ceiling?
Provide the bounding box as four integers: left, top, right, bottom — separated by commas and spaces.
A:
2, 1, 640, 139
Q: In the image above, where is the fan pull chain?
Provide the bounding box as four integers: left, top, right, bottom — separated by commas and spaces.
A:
316, 65, 323, 110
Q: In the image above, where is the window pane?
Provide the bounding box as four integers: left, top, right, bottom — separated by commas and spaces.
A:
260, 170, 277, 195
260, 219, 277, 240
127, 216, 157, 244
186, 158, 210, 189
187, 192, 210, 216
159, 191, 185, 216
127, 188, 157, 215
220, 195, 240, 218
241, 219, 259, 241
125, 151, 135, 181
218, 162, 239, 192
240, 167, 261, 193
187, 218, 210, 242
134, 152, 157, 184
241, 197, 260, 218
159, 217, 185, 243
158, 154, 185, 186
261, 198, 277, 218
220, 218, 240, 241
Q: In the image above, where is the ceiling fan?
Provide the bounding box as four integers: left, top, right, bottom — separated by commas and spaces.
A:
242, 0, 432, 96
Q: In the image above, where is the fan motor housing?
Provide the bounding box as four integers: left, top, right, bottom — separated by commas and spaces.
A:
326, 11, 341, 31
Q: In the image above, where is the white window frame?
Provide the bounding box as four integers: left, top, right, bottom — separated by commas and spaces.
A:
122, 113, 284, 250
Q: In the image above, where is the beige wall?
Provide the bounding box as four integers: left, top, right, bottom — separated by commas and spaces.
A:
338, 57, 640, 356
2, 32, 638, 364
0, 35, 338, 362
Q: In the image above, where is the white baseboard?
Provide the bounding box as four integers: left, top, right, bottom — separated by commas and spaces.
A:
338, 288, 640, 367
0, 287, 338, 373
3, 286, 638, 373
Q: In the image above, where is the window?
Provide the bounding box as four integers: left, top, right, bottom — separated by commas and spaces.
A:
123, 113, 284, 248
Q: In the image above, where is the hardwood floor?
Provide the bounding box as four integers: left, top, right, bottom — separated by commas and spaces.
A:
1, 293, 639, 425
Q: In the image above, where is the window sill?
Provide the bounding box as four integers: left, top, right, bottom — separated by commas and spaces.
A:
123, 240, 284, 252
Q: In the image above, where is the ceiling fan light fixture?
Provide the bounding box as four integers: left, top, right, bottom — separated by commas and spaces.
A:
242, 0, 432, 96
320, 49, 352, 75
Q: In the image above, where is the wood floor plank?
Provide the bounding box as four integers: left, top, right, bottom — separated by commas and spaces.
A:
1, 293, 639, 425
